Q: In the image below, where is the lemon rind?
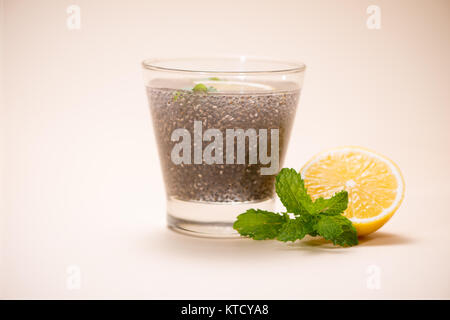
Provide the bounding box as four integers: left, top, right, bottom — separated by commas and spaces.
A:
300, 146, 405, 224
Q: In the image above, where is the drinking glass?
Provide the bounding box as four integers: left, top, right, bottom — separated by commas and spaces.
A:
142, 57, 305, 237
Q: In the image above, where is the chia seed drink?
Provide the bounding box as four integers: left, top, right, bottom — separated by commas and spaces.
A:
142, 58, 305, 237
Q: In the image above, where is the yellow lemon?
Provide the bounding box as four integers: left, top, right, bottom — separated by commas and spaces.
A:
301, 147, 405, 236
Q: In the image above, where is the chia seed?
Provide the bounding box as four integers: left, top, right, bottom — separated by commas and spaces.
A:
146, 79, 299, 202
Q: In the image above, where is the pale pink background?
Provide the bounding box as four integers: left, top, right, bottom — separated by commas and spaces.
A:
1, 0, 449, 299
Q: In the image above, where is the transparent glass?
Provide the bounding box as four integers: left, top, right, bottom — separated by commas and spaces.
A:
142, 57, 305, 237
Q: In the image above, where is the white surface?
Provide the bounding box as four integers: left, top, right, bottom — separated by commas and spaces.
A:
1, 0, 450, 299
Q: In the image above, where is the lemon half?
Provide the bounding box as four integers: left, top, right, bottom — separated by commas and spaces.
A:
301, 147, 405, 236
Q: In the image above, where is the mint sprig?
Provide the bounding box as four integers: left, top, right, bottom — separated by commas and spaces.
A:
233, 168, 358, 247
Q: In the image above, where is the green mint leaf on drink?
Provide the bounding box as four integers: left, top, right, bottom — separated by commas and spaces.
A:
192, 83, 209, 93
173, 84, 217, 101
233, 168, 358, 247
208, 77, 221, 81
192, 83, 208, 93
172, 91, 182, 101
192, 83, 216, 93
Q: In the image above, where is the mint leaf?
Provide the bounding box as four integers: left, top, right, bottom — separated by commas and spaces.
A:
192, 83, 217, 93
233, 167, 358, 247
335, 223, 358, 247
192, 83, 208, 93
233, 209, 285, 240
277, 214, 316, 242
275, 168, 313, 215
275, 169, 348, 216
315, 215, 358, 246
173, 83, 217, 101
313, 190, 348, 216
173, 91, 182, 101
314, 215, 343, 240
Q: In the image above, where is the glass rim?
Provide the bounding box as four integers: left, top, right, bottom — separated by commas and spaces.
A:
142, 56, 306, 75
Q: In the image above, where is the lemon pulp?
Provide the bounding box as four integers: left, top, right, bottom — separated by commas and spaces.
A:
301, 147, 405, 236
